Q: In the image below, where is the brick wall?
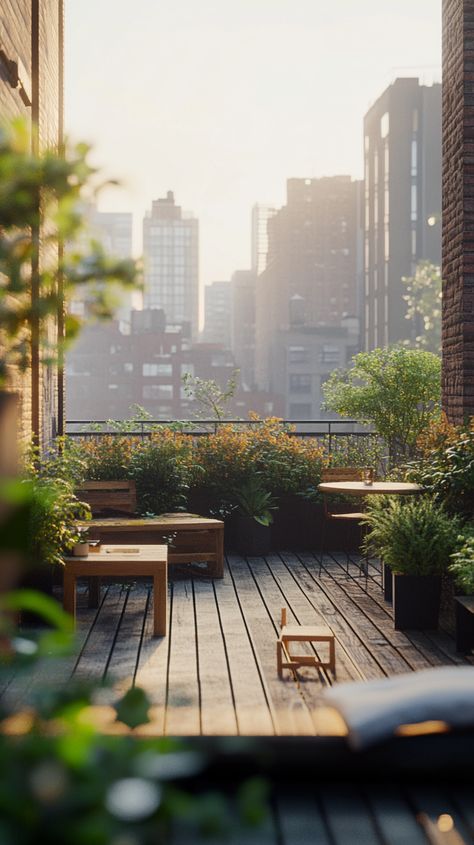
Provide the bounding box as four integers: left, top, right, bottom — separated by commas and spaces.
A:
0, 1, 63, 446
442, 0, 474, 422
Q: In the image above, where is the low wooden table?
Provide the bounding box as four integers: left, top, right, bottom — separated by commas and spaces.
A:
63, 544, 168, 636
81, 513, 224, 579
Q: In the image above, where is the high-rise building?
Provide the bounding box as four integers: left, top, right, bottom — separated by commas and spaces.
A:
230, 270, 257, 389
201, 281, 231, 347
255, 176, 362, 404
87, 207, 136, 323
251, 204, 277, 276
363, 78, 441, 350
143, 191, 199, 338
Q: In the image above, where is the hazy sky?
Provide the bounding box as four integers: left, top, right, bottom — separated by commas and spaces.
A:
66, 0, 441, 290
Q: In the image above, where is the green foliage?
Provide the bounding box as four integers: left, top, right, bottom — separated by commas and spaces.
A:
0, 119, 141, 385
362, 496, 462, 576
323, 345, 441, 463
181, 368, 239, 424
129, 433, 192, 515
231, 475, 277, 526
402, 261, 441, 354
449, 531, 474, 594
406, 424, 474, 516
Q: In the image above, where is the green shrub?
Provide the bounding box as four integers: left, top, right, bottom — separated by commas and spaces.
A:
449, 531, 474, 594
129, 432, 193, 515
362, 496, 462, 576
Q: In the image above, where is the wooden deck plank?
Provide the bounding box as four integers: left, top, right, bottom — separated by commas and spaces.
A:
133, 584, 171, 734
328, 553, 474, 668
296, 553, 425, 677
212, 573, 275, 735
322, 553, 442, 672
266, 553, 361, 684
164, 579, 201, 735
103, 585, 149, 695
73, 585, 128, 683
193, 577, 238, 735
227, 555, 316, 736
408, 786, 473, 844
280, 553, 383, 681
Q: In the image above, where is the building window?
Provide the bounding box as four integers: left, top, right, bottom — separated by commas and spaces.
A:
411, 139, 417, 177
321, 345, 340, 365
288, 346, 308, 364
380, 112, 389, 139
289, 403, 312, 419
142, 385, 173, 399
411, 185, 417, 222
289, 374, 312, 393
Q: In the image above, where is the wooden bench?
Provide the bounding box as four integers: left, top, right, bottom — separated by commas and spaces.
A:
77, 481, 224, 579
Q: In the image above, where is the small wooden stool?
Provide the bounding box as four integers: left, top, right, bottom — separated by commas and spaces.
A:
277, 608, 336, 677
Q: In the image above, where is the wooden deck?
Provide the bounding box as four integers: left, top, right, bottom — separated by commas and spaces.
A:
2, 552, 473, 736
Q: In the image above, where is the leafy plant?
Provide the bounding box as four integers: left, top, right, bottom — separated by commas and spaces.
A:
405, 419, 474, 515
129, 432, 193, 515
449, 531, 474, 594
0, 120, 141, 385
362, 496, 462, 576
322, 346, 441, 464
402, 260, 442, 355
181, 369, 239, 426
232, 475, 277, 526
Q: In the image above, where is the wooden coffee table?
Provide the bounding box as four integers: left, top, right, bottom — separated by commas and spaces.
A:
63, 544, 168, 636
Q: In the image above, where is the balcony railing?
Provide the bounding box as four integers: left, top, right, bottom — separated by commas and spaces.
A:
65, 418, 375, 453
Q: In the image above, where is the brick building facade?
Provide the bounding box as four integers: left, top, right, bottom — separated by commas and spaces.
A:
0, 1, 64, 445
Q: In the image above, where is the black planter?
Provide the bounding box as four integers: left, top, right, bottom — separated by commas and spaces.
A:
382, 562, 393, 602
392, 573, 442, 630
233, 514, 271, 556
271, 496, 316, 549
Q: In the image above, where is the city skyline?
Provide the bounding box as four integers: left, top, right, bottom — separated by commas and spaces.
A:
65, 0, 441, 288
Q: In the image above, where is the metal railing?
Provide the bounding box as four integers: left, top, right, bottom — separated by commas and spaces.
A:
65, 418, 375, 453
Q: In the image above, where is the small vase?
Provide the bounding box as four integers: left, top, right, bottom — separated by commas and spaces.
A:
73, 542, 89, 557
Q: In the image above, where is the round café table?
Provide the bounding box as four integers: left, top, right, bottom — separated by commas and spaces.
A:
317, 480, 423, 583
317, 481, 423, 496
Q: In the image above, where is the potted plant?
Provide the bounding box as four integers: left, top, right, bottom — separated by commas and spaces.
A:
449, 533, 474, 596
363, 497, 461, 630
72, 527, 90, 557
231, 476, 277, 556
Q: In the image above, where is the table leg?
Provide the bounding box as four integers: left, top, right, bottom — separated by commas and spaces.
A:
153, 567, 167, 637
63, 569, 76, 624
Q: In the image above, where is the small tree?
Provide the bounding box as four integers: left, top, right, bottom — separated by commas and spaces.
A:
181, 368, 239, 428
402, 261, 442, 355
0, 119, 140, 385
322, 346, 441, 463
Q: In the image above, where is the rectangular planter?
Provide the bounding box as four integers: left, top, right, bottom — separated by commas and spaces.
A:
392, 574, 442, 631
